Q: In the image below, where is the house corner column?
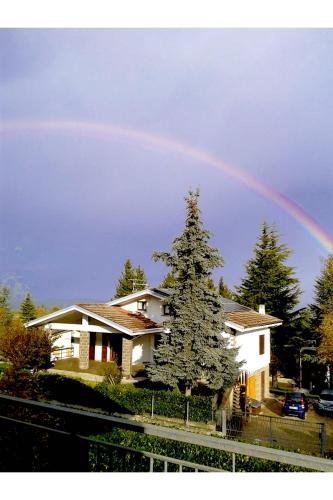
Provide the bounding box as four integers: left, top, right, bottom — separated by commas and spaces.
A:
79, 331, 89, 370
122, 337, 133, 378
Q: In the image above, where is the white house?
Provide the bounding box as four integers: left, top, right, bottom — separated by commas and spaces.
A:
26, 287, 282, 401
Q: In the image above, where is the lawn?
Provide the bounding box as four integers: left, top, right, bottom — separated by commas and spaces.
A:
53, 357, 111, 376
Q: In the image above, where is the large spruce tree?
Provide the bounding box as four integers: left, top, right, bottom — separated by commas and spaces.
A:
114, 259, 147, 298
235, 222, 300, 370
235, 222, 300, 320
20, 292, 37, 323
148, 190, 241, 396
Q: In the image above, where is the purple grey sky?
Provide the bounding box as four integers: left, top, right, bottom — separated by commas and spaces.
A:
1, 28, 333, 307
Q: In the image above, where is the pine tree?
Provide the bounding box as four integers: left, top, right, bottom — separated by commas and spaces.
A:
148, 190, 241, 396
235, 222, 300, 370
114, 260, 148, 298
20, 292, 37, 323
217, 276, 234, 300
159, 271, 177, 289
133, 265, 147, 291
114, 259, 136, 298
235, 222, 300, 320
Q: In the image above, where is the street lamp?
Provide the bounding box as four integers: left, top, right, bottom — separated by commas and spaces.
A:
299, 347, 316, 389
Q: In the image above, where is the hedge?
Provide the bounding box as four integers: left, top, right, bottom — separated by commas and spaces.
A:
89, 428, 311, 472
95, 383, 214, 422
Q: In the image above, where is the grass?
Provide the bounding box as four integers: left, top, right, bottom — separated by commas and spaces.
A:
53, 358, 112, 376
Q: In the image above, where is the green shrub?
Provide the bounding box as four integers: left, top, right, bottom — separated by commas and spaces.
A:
95, 383, 213, 422
89, 428, 310, 472
103, 362, 122, 385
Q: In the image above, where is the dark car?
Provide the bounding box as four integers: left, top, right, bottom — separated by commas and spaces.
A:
315, 389, 333, 416
282, 392, 308, 419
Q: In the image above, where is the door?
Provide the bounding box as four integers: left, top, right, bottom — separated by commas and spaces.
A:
89, 332, 96, 360
102, 333, 108, 362
247, 375, 256, 399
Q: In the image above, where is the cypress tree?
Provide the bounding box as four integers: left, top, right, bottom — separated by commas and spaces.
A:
20, 292, 37, 323
148, 190, 241, 396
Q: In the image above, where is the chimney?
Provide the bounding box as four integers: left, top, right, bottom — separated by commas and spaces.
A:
258, 304, 265, 315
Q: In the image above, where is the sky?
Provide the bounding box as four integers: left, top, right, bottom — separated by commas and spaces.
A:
1, 28, 333, 307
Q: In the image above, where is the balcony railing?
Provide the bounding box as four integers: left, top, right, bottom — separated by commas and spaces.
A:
0, 394, 332, 472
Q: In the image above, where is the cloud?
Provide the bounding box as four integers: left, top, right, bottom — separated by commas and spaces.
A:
14, 246, 23, 252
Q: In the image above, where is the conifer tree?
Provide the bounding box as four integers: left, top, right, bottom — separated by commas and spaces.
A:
148, 190, 241, 396
133, 265, 148, 291
114, 259, 136, 298
235, 222, 300, 320
159, 271, 177, 289
114, 260, 148, 298
314, 255, 333, 365
20, 292, 37, 323
218, 276, 234, 300
235, 222, 300, 369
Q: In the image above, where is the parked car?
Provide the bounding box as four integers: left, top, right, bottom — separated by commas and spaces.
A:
315, 389, 333, 416
282, 392, 308, 419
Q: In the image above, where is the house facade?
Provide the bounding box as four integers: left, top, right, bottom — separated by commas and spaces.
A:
26, 287, 282, 401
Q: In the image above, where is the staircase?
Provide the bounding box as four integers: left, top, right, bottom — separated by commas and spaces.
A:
232, 383, 242, 413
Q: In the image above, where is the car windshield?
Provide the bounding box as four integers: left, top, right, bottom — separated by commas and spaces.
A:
320, 393, 333, 402
286, 393, 302, 403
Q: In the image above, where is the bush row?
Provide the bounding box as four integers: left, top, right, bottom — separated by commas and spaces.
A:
95, 382, 214, 422
89, 428, 310, 472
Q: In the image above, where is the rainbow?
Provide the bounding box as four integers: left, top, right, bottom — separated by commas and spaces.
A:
1, 119, 333, 254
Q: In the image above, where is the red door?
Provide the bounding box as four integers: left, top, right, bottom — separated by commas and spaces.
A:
89, 332, 96, 360
102, 333, 108, 362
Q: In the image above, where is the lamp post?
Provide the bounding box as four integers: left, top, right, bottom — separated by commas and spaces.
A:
299, 347, 316, 389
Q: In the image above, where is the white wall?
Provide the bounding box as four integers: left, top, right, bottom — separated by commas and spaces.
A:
121, 296, 166, 324
234, 328, 270, 373
132, 334, 154, 364
53, 331, 72, 349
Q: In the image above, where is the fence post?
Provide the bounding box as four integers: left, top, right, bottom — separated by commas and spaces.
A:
319, 423, 326, 456
151, 393, 154, 418
185, 399, 190, 426
269, 416, 273, 445
222, 410, 227, 436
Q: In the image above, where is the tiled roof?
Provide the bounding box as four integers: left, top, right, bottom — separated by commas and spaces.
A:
77, 304, 160, 332
226, 310, 281, 328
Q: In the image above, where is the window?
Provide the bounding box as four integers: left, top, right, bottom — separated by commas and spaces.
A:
137, 300, 147, 311
259, 334, 265, 355
163, 304, 170, 315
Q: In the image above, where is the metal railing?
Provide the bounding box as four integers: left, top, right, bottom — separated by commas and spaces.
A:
0, 394, 333, 472
216, 409, 328, 456
51, 347, 74, 360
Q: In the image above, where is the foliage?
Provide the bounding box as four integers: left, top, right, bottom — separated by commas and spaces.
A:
103, 362, 122, 385
313, 255, 333, 366
235, 221, 300, 319
95, 383, 214, 422
217, 276, 234, 299
0, 320, 59, 372
20, 292, 37, 323
159, 271, 177, 288
149, 190, 241, 395
89, 428, 308, 472
114, 259, 148, 298
0, 286, 13, 330
235, 222, 301, 371
35, 305, 60, 318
